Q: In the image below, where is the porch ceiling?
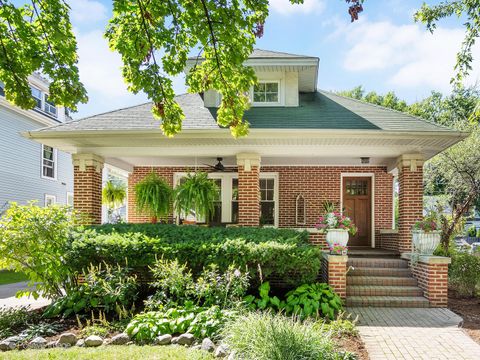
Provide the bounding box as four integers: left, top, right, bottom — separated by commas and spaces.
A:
23, 128, 467, 172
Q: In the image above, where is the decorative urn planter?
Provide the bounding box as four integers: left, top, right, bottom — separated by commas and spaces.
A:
412, 230, 441, 255
326, 229, 349, 249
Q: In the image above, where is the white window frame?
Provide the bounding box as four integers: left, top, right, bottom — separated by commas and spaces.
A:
66, 192, 74, 206
41, 144, 57, 180
173, 172, 238, 224
44, 95, 57, 117
251, 80, 281, 106
173, 172, 279, 227
44, 194, 56, 207
31, 86, 42, 109
259, 172, 279, 227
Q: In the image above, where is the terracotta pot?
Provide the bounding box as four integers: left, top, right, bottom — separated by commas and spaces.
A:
412, 230, 441, 255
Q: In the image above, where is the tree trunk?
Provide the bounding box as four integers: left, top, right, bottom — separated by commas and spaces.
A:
441, 191, 475, 252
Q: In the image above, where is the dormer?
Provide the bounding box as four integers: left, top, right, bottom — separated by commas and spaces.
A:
185, 49, 319, 108
0, 72, 69, 124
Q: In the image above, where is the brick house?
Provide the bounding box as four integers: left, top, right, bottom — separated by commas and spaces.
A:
24, 49, 468, 307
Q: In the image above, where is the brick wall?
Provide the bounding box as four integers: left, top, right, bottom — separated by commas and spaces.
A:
237, 164, 260, 226
74, 164, 103, 224
398, 165, 423, 253
410, 260, 449, 307
378, 232, 399, 252
321, 253, 347, 299
263, 166, 394, 242
127, 165, 396, 243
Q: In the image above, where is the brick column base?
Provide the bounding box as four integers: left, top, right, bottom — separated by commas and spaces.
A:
72, 154, 104, 225
402, 254, 451, 307
322, 252, 347, 299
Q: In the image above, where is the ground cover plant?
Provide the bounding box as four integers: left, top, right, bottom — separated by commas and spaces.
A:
221, 312, 356, 360
67, 224, 321, 287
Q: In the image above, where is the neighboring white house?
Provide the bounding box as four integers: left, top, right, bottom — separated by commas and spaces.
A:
0, 73, 73, 210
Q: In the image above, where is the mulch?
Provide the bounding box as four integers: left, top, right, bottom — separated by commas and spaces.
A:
448, 290, 480, 345
336, 335, 369, 360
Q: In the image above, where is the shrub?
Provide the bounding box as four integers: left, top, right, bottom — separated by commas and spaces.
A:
0, 306, 39, 340
467, 225, 477, 237
221, 312, 354, 360
44, 263, 139, 318
245, 282, 343, 320
449, 252, 480, 296
146, 260, 249, 310
318, 312, 359, 337
0, 203, 77, 299
126, 305, 236, 343
67, 224, 320, 287
283, 283, 343, 320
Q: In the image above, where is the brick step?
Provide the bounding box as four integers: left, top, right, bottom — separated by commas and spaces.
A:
348, 267, 411, 277
347, 285, 424, 297
348, 258, 408, 269
346, 296, 430, 308
347, 276, 417, 286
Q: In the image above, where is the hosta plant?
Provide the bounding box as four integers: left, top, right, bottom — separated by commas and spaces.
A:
284, 283, 343, 320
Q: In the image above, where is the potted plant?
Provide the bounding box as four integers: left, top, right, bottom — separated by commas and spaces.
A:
315, 201, 357, 254
411, 211, 441, 255
102, 179, 126, 223
174, 172, 219, 225
135, 172, 172, 223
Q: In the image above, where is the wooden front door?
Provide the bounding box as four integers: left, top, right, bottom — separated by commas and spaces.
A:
343, 177, 372, 247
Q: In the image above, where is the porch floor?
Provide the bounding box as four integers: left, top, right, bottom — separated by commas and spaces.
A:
348, 247, 399, 258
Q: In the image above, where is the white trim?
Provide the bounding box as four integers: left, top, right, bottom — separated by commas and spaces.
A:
66, 192, 74, 206
173, 171, 279, 227
41, 144, 57, 181
340, 173, 376, 248
44, 194, 56, 206
260, 172, 279, 227
251, 80, 283, 106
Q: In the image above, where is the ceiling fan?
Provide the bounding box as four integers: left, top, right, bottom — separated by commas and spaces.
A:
203, 157, 236, 172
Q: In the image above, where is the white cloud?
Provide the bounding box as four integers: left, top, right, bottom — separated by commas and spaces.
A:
270, 0, 325, 16
69, 0, 108, 25
337, 19, 480, 91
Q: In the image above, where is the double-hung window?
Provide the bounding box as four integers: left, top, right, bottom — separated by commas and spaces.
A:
253, 81, 280, 104
44, 95, 57, 116
260, 177, 276, 226
45, 194, 56, 206
42, 145, 56, 179
0, 81, 4, 96
31, 86, 42, 109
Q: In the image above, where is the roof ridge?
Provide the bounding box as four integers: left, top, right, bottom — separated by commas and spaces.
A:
252, 48, 316, 58
321, 90, 453, 131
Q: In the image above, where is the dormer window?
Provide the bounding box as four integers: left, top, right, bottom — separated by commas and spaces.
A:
253, 81, 280, 105
30, 86, 58, 118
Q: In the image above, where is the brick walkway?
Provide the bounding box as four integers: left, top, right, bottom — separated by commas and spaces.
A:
347, 307, 480, 360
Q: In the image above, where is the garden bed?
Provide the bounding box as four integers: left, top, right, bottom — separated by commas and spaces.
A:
448, 290, 480, 345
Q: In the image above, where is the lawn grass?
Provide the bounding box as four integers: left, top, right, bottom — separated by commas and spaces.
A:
1, 345, 214, 360
0, 270, 28, 285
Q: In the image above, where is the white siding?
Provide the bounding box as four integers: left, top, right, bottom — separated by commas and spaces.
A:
0, 106, 73, 208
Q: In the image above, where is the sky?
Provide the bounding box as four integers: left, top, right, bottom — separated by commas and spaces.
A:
60, 0, 480, 118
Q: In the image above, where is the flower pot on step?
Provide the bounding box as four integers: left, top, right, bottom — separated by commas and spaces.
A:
326, 229, 349, 250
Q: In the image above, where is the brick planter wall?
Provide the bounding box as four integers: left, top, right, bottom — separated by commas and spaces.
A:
321, 253, 348, 299
402, 254, 451, 307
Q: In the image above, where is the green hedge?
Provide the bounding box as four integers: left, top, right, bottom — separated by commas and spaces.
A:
66, 224, 320, 287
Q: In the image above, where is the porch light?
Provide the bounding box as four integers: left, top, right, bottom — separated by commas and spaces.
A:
360, 157, 370, 164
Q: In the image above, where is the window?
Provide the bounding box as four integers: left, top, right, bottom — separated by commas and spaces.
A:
44, 95, 57, 116
45, 194, 56, 206
260, 178, 276, 226
67, 192, 74, 206
0, 81, 4, 97
253, 81, 279, 104
31, 86, 42, 109
231, 178, 239, 224
42, 145, 56, 179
